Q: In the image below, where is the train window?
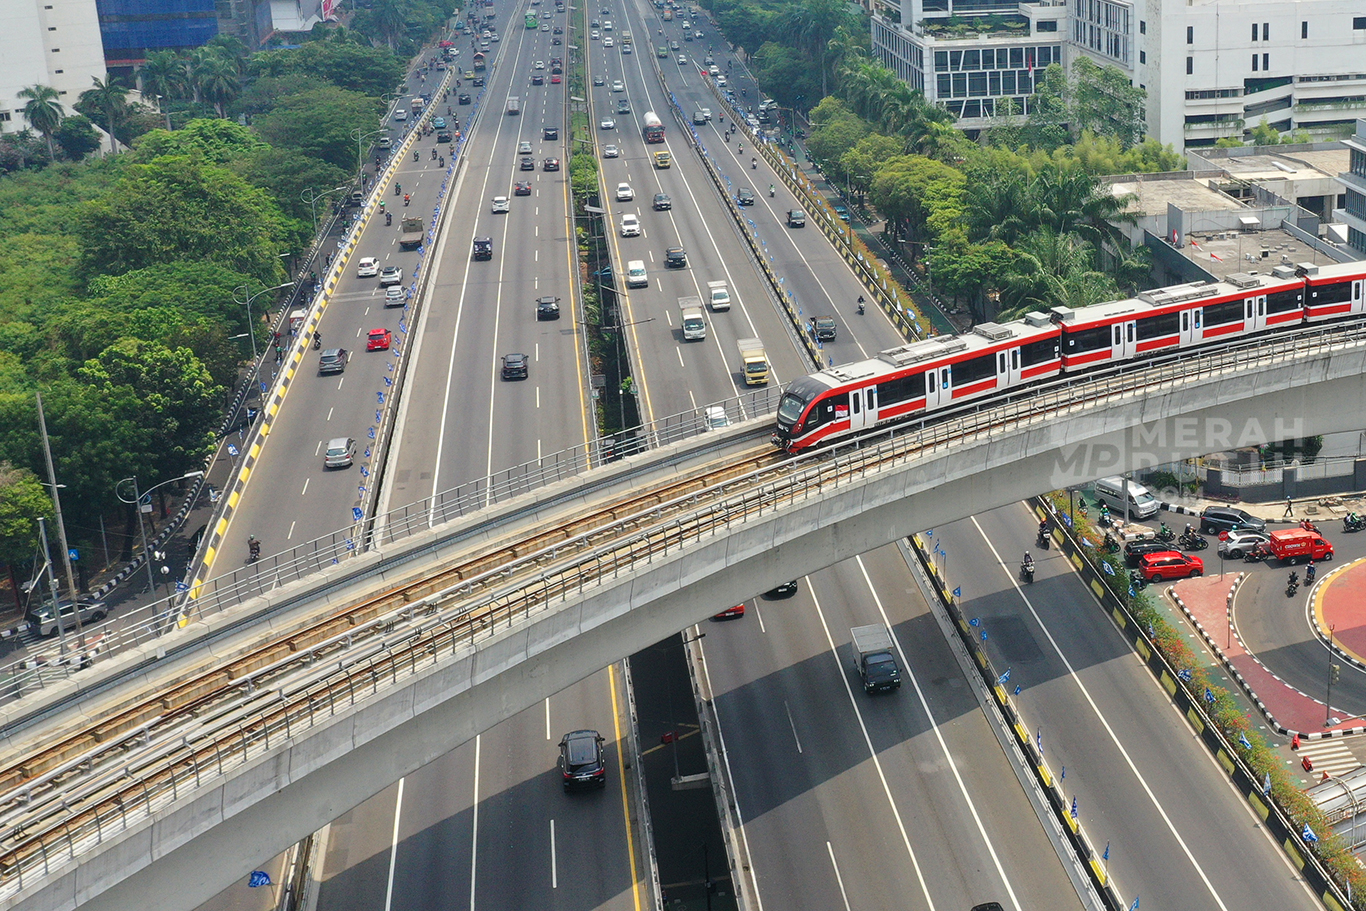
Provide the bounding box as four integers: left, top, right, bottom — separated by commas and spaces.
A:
941, 368, 950, 389
1126, 323, 1134, 342
1266, 287, 1303, 313
804, 396, 838, 430
998, 352, 1006, 373
1020, 337, 1059, 367
1311, 281, 1353, 305
1113, 326, 1121, 345
1136, 312, 1179, 340
1206, 299, 1244, 326
878, 373, 924, 405
1011, 349, 1018, 369
1181, 312, 1188, 331
1063, 325, 1109, 354
951, 354, 995, 387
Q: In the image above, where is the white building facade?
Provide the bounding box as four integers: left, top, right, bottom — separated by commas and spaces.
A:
1338, 119, 1366, 256
872, 0, 1366, 149
0, 0, 107, 135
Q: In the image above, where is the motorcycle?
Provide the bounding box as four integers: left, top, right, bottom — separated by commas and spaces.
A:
1037, 524, 1051, 550
385, 212, 392, 226
1021, 557, 1035, 583
857, 302, 865, 315
312, 334, 322, 350
1129, 569, 1148, 590
1179, 531, 1208, 551
769, 185, 775, 197
413, 150, 419, 162
247, 538, 261, 564
1102, 531, 1120, 554
1344, 514, 1365, 532
751, 158, 757, 169
1286, 572, 1300, 597
1155, 524, 1176, 543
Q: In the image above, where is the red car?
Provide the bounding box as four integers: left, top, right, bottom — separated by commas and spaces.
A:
712, 603, 745, 620
1138, 551, 1204, 582
551, 74, 562, 83
366, 328, 392, 351
514, 181, 532, 195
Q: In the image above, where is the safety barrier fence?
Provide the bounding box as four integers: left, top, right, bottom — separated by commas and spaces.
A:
0, 319, 1359, 900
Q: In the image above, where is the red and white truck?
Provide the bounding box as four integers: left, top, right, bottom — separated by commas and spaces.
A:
1267, 528, 1334, 564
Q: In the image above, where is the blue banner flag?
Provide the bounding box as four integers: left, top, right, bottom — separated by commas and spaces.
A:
1128, 898, 1139, 911
1013, 684, 1021, 695
1103, 842, 1110, 861
1070, 796, 1078, 819
1263, 772, 1272, 796
1204, 688, 1215, 704
969, 617, 980, 627
981, 630, 988, 642
248, 871, 272, 888
953, 586, 962, 597
997, 668, 1011, 685
1302, 823, 1319, 843
1239, 733, 1252, 750
1178, 668, 1193, 682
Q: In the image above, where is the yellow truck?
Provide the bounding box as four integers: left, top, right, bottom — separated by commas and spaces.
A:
653, 150, 671, 168
737, 338, 768, 385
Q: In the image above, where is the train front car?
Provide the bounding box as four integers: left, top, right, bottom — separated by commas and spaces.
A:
773, 375, 837, 452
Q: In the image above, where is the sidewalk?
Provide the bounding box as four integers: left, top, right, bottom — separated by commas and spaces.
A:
1170, 574, 1365, 739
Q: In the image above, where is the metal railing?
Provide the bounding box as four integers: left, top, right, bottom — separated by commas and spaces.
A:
0, 318, 1361, 900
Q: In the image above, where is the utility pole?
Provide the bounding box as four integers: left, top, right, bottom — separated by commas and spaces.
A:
36, 392, 83, 641
36, 517, 69, 655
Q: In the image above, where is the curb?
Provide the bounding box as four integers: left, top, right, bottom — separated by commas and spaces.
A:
1168, 582, 1366, 740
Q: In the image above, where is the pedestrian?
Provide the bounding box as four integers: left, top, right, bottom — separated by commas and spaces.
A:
1284, 497, 1294, 517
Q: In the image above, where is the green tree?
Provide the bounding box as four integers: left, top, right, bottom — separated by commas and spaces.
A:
371, 0, 412, 50
75, 155, 293, 284
841, 135, 902, 201
929, 240, 1022, 322
231, 146, 350, 223
18, 85, 64, 159
0, 462, 51, 572
750, 43, 821, 111
190, 48, 242, 116
1070, 57, 1146, 146
138, 50, 190, 107
253, 85, 383, 169
78, 76, 132, 152
1021, 63, 1071, 149
806, 98, 869, 177
133, 117, 267, 163
249, 42, 405, 97
54, 115, 102, 161
78, 338, 223, 480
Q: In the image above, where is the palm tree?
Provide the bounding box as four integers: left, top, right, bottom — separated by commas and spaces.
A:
17, 84, 63, 159
79, 77, 130, 152
189, 50, 240, 117
138, 51, 187, 126
372, 0, 409, 51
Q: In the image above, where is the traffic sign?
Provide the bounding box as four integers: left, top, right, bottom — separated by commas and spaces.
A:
68, 548, 79, 562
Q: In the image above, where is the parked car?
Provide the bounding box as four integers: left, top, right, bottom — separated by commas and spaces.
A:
1200, 506, 1267, 535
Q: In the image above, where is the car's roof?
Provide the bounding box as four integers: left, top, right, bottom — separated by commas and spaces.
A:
1140, 550, 1188, 563
368, 327, 387, 334
327, 437, 350, 447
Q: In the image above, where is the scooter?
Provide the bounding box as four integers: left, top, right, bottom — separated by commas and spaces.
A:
385, 211, 392, 226
1021, 557, 1035, 583
312, 335, 322, 350
1179, 531, 1208, 550
1155, 524, 1176, 543
1037, 524, 1051, 550
1286, 572, 1300, 597
751, 158, 757, 169
247, 539, 261, 564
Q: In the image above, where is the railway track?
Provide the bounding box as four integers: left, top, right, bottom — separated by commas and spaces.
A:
0, 320, 1358, 901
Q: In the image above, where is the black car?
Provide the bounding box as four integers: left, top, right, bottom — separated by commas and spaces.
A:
520, 156, 536, 170
472, 75, 486, 86
536, 295, 561, 319
458, 93, 472, 104
653, 193, 672, 211
813, 316, 836, 340
532, 74, 545, 85
736, 188, 755, 206
558, 729, 607, 790
543, 157, 560, 171
664, 246, 687, 268
317, 347, 349, 375
473, 236, 493, 260
593, 75, 605, 86
765, 580, 799, 598
1124, 538, 1172, 566
543, 125, 559, 140
437, 130, 453, 143
1200, 506, 1267, 535
502, 352, 529, 379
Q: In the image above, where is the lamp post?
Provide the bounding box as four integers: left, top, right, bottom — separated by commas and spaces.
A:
301, 184, 349, 236
233, 281, 297, 367
353, 127, 389, 172
115, 470, 203, 597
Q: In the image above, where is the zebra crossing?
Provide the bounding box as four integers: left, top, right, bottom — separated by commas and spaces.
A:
1297, 740, 1362, 779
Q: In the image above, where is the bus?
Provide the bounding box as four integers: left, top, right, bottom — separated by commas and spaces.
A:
525, 11, 537, 27
642, 111, 665, 143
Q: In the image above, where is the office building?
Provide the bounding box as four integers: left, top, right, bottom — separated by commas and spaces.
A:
0, 0, 107, 135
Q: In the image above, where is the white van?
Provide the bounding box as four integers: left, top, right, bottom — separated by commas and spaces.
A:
1093, 476, 1159, 519
626, 260, 648, 288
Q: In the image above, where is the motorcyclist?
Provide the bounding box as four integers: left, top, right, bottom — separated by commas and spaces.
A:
769, 184, 775, 197
439, 156, 445, 167
738, 143, 743, 154
1022, 551, 1034, 572
1307, 561, 1317, 583
413, 150, 419, 162
1288, 570, 1300, 590
751, 157, 757, 169
395, 182, 402, 195
1038, 518, 1050, 539
404, 193, 411, 205
431, 148, 438, 159
313, 330, 322, 349
248, 536, 261, 562
385, 211, 392, 225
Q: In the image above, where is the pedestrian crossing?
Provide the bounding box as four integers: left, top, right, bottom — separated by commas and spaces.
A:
1297, 740, 1361, 779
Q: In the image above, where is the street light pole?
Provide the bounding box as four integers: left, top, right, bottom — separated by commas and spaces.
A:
116, 470, 204, 598
35, 392, 82, 639
234, 281, 297, 367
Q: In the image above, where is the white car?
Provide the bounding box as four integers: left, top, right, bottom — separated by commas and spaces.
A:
620, 213, 641, 236
394, 109, 408, 121
384, 285, 406, 306
715, 74, 727, 86
518, 140, 533, 153
603, 144, 620, 158
535, 60, 546, 70
600, 117, 616, 130
357, 257, 380, 278
616, 182, 634, 201
379, 265, 403, 286
700, 107, 711, 120
591, 29, 600, 39
709, 65, 720, 76
677, 54, 687, 64
702, 406, 730, 431
491, 196, 510, 213
612, 80, 624, 92
603, 36, 614, 47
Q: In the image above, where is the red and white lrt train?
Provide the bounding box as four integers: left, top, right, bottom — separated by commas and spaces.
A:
774, 261, 1366, 453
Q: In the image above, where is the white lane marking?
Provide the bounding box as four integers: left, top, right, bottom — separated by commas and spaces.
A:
382, 777, 405, 911
550, 818, 558, 889
545, 697, 552, 740
287, 521, 296, 540
826, 842, 853, 911
810, 589, 937, 911
677, 348, 685, 367
971, 515, 1234, 911
469, 735, 481, 911
314, 440, 323, 455
536, 386, 541, 408
784, 701, 803, 753
753, 601, 767, 633
327, 405, 335, 419
855, 555, 1024, 911
300, 478, 310, 497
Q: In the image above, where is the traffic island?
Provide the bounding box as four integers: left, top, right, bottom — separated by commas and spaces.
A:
1314, 557, 1366, 673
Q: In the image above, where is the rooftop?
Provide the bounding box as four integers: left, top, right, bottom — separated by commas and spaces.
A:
1108, 172, 1245, 217
1164, 227, 1331, 282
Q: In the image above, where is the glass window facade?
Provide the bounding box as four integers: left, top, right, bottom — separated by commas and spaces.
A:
931, 42, 1058, 117
97, 0, 218, 59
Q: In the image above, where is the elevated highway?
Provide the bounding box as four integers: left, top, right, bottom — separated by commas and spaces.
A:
5, 323, 1366, 911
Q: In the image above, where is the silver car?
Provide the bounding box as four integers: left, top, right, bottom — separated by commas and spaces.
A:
324, 437, 357, 469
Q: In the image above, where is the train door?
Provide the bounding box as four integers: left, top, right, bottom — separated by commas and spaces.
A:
1245, 295, 1267, 332
847, 386, 878, 431
996, 347, 1022, 389
924, 366, 950, 410
1109, 321, 1136, 361
1354, 280, 1365, 316
1179, 308, 1203, 346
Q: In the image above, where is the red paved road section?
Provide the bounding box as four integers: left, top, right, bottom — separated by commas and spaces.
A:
1317, 558, 1366, 665
1172, 575, 1365, 738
